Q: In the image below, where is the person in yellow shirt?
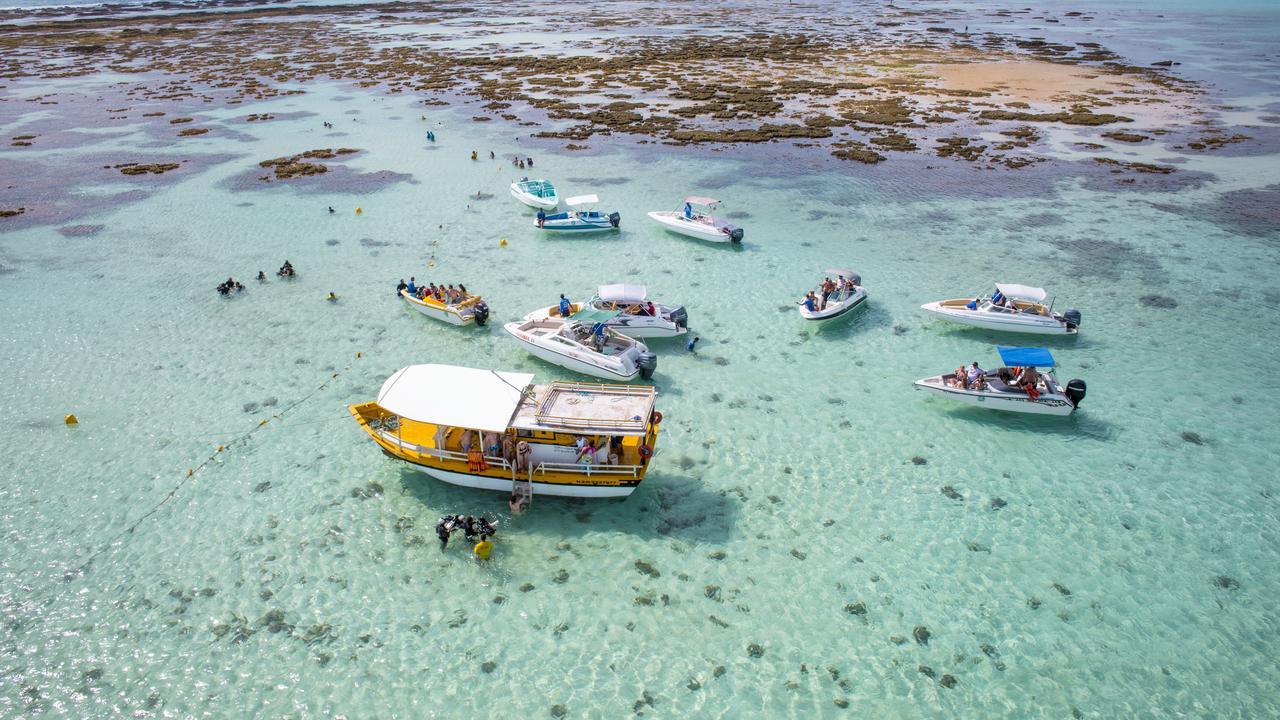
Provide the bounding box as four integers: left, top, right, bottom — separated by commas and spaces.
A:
473, 535, 493, 560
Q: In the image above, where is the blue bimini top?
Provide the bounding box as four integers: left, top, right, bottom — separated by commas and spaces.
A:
997, 346, 1056, 367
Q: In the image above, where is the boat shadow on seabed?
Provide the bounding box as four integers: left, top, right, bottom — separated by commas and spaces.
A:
396, 467, 740, 544
934, 402, 1116, 441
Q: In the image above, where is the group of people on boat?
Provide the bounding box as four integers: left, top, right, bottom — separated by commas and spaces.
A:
801, 275, 856, 312
949, 362, 989, 391
949, 362, 1044, 400
434, 514, 497, 558
397, 277, 470, 305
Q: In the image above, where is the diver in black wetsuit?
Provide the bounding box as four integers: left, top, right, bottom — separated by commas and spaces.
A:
435, 515, 457, 550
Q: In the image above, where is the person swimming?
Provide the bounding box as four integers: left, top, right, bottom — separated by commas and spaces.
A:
396, 279, 407, 295
257, 271, 267, 282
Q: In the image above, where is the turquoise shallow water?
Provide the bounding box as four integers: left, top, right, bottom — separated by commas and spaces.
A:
3, 1, 1280, 718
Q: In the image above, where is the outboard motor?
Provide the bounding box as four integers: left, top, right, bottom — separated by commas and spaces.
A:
1065, 379, 1087, 407
473, 301, 490, 326
668, 305, 688, 329
636, 351, 658, 380
608, 211, 621, 228
729, 228, 745, 244
1063, 308, 1082, 330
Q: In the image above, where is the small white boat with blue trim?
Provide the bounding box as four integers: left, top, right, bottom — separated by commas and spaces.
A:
524, 284, 688, 338
914, 346, 1086, 416
504, 312, 657, 382
799, 269, 867, 321
921, 284, 1080, 335
647, 196, 743, 243
510, 177, 558, 209
536, 194, 620, 233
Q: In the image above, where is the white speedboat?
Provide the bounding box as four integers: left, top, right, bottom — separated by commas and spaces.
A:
401, 289, 490, 326
510, 178, 558, 209
921, 284, 1080, 335
537, 194, 620, 233
524, 284, 688, 338
647, 196, 743, 243
504, 315, 657, 382
799, 269, 868, 321
914, 346, 1086, 416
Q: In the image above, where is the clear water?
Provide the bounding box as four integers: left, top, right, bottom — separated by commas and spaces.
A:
2, 1, 1279, 718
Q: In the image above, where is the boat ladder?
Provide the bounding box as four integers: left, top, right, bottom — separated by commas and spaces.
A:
512, 464, 533, 508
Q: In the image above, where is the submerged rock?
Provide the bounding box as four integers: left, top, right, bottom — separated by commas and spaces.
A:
634, 560, 660, 578
941, 486, 963, 500
990, 497, 1007, 510
1180, 431, 1204, 445
939, 674, 957, 688
1052, 583, 1072, 596
844, 602, 867, 616
747, 643, 765, 658
913, 626, 931, 645
1214, 575, 1240, 590
917, 665, 935, 678
911, 456, 927, 466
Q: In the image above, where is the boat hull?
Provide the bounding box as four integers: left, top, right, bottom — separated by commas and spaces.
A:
921, 302, 1075, 335
404, 460, 636, 498
523, 304, 686, 339
537, 220, 618, 233
913, 377, 1076, 416
800, 290, 868, 321
647, 211, 739, 243
401, 290, 473, 326
504, 323, 641, 381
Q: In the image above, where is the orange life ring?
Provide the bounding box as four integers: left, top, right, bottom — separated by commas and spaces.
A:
651, 411, 663, 425
639, 444, 652, 459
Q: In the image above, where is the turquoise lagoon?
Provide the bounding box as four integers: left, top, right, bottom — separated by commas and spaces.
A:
2, 1, 1279, 717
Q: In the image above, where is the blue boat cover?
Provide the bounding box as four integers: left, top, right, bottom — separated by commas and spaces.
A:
997, 346, 1056, 367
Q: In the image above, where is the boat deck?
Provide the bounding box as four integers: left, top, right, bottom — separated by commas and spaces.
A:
513, 382, 656, 435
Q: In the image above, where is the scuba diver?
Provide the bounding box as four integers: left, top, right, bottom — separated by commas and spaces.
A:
435, 515, 458, 550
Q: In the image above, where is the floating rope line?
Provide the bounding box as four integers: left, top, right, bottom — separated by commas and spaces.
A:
66, 352, 364, 580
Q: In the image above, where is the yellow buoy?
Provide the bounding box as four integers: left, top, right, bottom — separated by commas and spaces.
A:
355, 207, 363, 215
187, 468, 194, 477
259, 419, 268, 426
499, 238, 508, 247
64, 413, 78, 425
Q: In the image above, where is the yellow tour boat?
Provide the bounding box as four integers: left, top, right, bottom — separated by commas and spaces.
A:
348, 364, 662, 498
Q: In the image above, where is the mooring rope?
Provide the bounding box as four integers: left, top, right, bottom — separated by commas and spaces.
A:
63, 351, 364, 581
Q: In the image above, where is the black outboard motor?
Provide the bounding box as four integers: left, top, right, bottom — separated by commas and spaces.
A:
668, 305, 688, 329
608, 211, 621, 228
729, 228, 744, 243
636, 351, 658, 379
1063, 308, 1082, 330
1065, 379, 1087, 407
473, 301, 490, 326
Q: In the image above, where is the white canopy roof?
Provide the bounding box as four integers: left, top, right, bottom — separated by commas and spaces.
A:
566, 194, 598, 206
684, 196, 719, 206
376, 364, 534, 432
598, 283, 647, 304
995, 283, 1047, 302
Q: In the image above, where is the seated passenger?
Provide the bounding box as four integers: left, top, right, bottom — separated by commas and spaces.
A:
407, 277, 417, 295
950, 366, 969, 389
967, 362, 986, 390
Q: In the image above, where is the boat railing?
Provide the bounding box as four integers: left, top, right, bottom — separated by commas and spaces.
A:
375, 430, 514, 470
531, 461, 641, 479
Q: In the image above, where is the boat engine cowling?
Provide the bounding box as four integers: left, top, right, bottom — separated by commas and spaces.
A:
1063, 308, 1081, 330
1066, 379, 1086, 407
608, 212, 621, 228
636, 351, 658, 379
473, 301, 490, 326
729, 228, 744, 243
668, 305, 688, 329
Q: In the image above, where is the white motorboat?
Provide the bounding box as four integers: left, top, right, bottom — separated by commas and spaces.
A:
523, 284, 688, 338
510, 177, 558, 209
921, 284, 1080, 335
914, 346, 1086, 416
400, 288, 490, 326
536, 194, 621, 233
647, 196, 743, 243
799, 269, 868, 321
504, 314, 657, 382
